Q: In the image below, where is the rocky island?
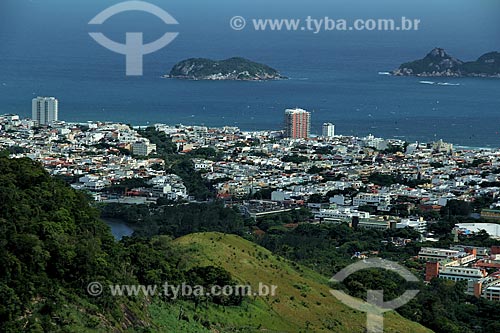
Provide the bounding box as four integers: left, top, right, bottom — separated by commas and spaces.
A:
392, 48, 500, 77
166, 57, 286, 81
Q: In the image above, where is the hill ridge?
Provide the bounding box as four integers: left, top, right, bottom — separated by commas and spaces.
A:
172, 232, 433, 333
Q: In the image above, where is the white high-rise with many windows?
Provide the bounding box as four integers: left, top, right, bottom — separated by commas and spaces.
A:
322, 122, 335, 138
32, 97, 58, 125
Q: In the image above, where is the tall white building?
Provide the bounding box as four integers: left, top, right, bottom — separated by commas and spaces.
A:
322, 123, 335, 138
32, 97, 58, 125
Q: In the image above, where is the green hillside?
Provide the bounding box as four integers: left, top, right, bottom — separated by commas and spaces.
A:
170, 232, 433, 333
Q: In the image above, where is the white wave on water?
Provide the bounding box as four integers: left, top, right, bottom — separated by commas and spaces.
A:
378, 72, 391, 75
419, 81, 461, 86
455, 145, 493, 151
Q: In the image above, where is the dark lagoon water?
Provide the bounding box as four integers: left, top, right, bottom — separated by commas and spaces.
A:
103, 219, 134, 240
1, 0, 499, 146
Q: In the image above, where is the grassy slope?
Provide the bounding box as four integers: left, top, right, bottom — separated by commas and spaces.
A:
157, 232, 434, 333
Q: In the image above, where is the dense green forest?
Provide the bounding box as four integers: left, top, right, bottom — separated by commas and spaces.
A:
0, 157, 241, 332
101, 202, 248, 238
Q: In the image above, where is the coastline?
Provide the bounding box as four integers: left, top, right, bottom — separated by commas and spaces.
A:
58, 120, 500, 150
64, 121, 499, 151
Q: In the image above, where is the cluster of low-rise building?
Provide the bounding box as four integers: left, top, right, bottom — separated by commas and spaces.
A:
421, 245, 500, 301
3, 111, 500, 234
0, 115, 176, 203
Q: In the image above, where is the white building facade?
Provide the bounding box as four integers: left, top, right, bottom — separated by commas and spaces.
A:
32, 97, 58, 125
322, 123, 335, 138
132, 141, 157, 156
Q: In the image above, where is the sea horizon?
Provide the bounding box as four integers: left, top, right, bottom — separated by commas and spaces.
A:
1, 0, 500, 146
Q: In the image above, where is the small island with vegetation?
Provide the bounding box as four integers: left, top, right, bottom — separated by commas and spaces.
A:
392, 48, 500, 77
165, 57, 287, 81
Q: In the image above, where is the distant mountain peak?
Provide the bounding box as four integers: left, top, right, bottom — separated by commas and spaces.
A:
427, 48, 450, 58
392, 48, 499, 78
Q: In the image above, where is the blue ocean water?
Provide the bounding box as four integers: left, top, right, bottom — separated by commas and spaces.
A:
0, 0, 499, 146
